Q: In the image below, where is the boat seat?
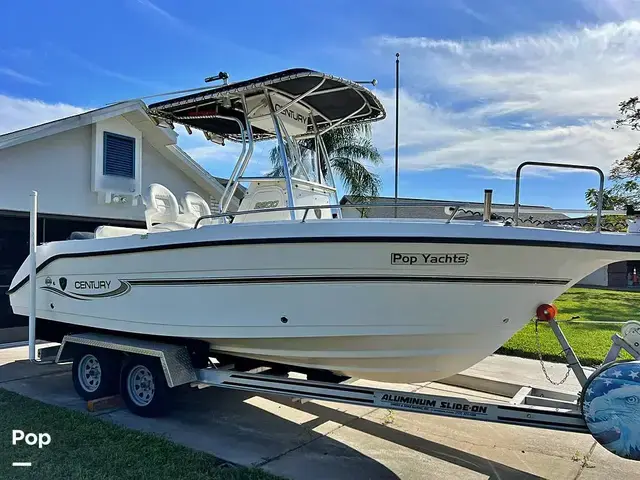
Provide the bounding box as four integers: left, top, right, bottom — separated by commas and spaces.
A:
145, 221, 193, 233
95, 225, 148, 239
68, 231, 95, 240
179, 191, 217, 227
142, 183, 192, 232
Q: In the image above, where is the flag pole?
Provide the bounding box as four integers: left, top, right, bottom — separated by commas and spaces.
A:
394, 52, 400, 218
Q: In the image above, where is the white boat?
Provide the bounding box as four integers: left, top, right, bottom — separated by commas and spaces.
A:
8, 68, 640, 383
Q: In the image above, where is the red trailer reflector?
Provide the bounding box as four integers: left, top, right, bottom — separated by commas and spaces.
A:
536, 304, 557, 321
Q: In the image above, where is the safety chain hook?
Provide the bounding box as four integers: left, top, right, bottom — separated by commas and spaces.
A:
534, 319, 572, 386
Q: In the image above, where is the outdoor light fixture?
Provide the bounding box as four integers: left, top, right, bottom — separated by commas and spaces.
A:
204, 131, 225, 145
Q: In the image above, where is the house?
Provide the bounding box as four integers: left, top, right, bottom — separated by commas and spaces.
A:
0, 100, 238, 342
340, 195, 624, 289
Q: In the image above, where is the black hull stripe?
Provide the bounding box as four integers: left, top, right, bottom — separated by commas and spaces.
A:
8, 233, 625, 294
126, 275, 570, 286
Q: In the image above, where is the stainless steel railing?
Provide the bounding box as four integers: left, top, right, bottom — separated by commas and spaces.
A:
194, 202, 426, 228
193, 198, 627, 229
514, 161, 605, 232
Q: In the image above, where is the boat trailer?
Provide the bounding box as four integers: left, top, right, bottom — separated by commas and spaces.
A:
30, 310, 640, 463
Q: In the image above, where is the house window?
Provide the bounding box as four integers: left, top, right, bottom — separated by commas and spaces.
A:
103, 132, 135, 178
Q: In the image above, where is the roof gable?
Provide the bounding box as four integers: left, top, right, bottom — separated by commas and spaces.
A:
0, 101, 154, 150
0, 100, 233, 206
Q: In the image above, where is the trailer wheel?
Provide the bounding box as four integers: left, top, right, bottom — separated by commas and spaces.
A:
72, 348, 120, 400
120, 355, 172, 417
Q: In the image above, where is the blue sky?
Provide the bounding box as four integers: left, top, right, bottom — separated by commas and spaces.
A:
1, 0, 640, 208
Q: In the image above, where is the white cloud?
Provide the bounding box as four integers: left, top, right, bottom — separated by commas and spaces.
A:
0, 68, 44, 86
132, 0, 278, 62
0, 95, 85, 135
51, 47, 167, 90
448, 0, 492, 24
579, 0, 640, 20
135, 0, 187, 29
369, 20, 640, 175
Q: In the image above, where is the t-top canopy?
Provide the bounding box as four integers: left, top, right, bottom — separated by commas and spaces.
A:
147, 68, 386, 142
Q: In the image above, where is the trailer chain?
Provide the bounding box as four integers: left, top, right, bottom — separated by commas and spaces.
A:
534, 319, 572, 386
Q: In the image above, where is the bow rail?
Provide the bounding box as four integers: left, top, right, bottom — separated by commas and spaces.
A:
193, 201, 630, 229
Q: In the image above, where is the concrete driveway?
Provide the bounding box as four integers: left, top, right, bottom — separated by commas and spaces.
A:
1, 343, 639, 479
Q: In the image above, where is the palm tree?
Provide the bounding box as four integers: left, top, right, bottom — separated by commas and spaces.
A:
268, 124, 383, 205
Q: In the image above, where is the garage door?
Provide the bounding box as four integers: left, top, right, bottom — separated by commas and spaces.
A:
0, 215, 31, 331
0, 214, 144, 342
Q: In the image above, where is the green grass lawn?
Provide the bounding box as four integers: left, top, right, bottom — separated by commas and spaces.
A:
0, 389, 282, 480
498, 287, 640, 366
499, 321, 633, 366
550, 287, 640, 323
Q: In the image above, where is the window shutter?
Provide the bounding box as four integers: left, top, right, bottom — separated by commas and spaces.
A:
103, 132, 135, 178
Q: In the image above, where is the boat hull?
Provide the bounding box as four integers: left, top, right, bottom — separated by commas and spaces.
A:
8, 220, 633, 383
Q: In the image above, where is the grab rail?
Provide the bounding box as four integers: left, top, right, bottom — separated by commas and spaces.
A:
514, 161, 605, 232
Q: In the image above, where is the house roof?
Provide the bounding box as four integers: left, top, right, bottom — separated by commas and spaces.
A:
340, 195, 570, 226
0, 100, 235, 207
213, 176, 247, 202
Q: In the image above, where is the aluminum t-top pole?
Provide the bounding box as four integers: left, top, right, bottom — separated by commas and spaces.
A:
265, 89, 296, 221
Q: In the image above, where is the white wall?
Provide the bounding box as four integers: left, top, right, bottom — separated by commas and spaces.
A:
577, 265, 608, 287
0, 122, 212, 222
140, 139, 210, 209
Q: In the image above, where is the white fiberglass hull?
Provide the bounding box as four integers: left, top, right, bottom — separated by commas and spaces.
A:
8, 219, 639, 383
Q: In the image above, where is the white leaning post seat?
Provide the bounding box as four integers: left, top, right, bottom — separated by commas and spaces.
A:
95, 225, 148, 239
179, 191, 216, 227
142, 183, 192, 232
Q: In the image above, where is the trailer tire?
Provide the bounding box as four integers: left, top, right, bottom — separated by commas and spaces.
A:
72, 348, 120, 401
120, 355, 172, 417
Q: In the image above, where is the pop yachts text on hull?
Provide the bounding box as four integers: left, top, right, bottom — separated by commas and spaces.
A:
9, 67, 640, 383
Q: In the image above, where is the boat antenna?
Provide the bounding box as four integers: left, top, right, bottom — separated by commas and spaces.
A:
204, 72, 229, 85
354, 79, 378, 86
394, 53, 400, 219
103, 72, 231, 108
103, 84, 223, 107
204, 72, 231, 107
